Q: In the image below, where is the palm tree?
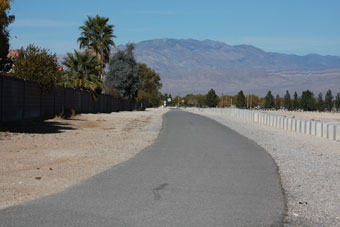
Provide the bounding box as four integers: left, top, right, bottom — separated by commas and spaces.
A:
78, 14, 116, 80
61, 50, 103, 93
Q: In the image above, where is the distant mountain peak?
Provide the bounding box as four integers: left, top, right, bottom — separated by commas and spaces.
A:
127, 38, 340, 96
132, 38, 340, 73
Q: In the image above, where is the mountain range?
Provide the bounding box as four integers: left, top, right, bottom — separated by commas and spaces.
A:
59, 38, 340, 96
130, 38, 340, 96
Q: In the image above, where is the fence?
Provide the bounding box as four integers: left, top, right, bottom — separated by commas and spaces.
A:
188, 108, 340, 141
0, 75, 143, 123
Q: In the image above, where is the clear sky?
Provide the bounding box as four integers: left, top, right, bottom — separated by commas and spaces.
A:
8, 0, 340, 56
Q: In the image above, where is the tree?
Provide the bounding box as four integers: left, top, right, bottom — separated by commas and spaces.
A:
0, 0, 15, 72
165, 93, 176, 106
292, 91, 300, 110
11, 44, 60, 90
104, 44, 140, 99
205, 88, 218, 107
274, 94, 281, 110
62, 50, 103, 93
335, 93, 340, 112
283, 90, 292, 110
247, 94, 259, 108
324, 89, 333, 111
78, 14, 115, 80
137, 63, 162, 107
264, 90, 274, 109
316, 92, 324, 111
245, 94, 260, 108
196, 94, 206, 107
300, 90, 315, 111
161, 93, 173, 106
185, 94, 199, 107
235, 90, 246, 108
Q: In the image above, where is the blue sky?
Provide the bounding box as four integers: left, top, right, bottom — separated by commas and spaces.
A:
9, 0, 340, 56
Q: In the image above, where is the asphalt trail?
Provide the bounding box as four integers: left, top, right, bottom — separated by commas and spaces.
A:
0, 110, 285, 226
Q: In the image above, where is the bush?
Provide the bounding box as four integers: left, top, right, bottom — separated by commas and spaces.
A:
11, 44, 60, 90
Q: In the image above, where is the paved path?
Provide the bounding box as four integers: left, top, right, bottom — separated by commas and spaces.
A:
0, 110, 285, 226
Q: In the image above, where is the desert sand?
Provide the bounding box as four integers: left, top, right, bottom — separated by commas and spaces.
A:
0, 108, 168, 209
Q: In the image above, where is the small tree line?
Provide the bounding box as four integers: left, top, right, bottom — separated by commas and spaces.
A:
1, 2, 162, 108
162, 88, 219, 108
232, 89, 340, 111
167, 89, 340, 112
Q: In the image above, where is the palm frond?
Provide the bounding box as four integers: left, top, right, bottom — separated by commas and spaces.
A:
77, 14, 116, 80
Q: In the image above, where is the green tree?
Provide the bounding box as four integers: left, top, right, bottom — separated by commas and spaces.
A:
104, 44, 140, 99
264, 90, 275, 109
184, 94, 199, 107
162, 93, 175, 106
283, 90, 292, 110
0, 0, 15, 72
161, 93, 174, 106
62, 50, 103, 93
324, 89, 333, 111
292, 91, 300, 110
196, 94, 206, 107
205, 88, 218, 107
247, 94, 259, 109
235, 90, 246, 109
274, 94, 281, 110
300, 90, 315, 111
11, 44, 60, 91
316, 92, 324, 111
335, 93, 340, 112
78, 14, 115, 80
137, 63, 162, 107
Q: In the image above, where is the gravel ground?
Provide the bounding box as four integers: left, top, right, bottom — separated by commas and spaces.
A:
0, 108, 168, 209
185, 108, 340, 227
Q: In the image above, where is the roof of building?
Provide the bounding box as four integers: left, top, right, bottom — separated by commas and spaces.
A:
7, 49, 21, 59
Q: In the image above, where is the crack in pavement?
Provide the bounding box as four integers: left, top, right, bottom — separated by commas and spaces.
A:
152, 183, 168, 200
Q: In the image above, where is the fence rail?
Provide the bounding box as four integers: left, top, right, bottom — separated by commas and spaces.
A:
0, 75, 143, 123
189, 108, 340, 141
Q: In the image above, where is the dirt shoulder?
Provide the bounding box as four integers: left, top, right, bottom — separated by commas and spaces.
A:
0, 108, 169, 209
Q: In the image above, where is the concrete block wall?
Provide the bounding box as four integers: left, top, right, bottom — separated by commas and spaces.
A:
194, 108, 340, 141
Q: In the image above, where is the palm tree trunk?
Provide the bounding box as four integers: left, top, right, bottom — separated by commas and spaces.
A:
100, 63, 105, 80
